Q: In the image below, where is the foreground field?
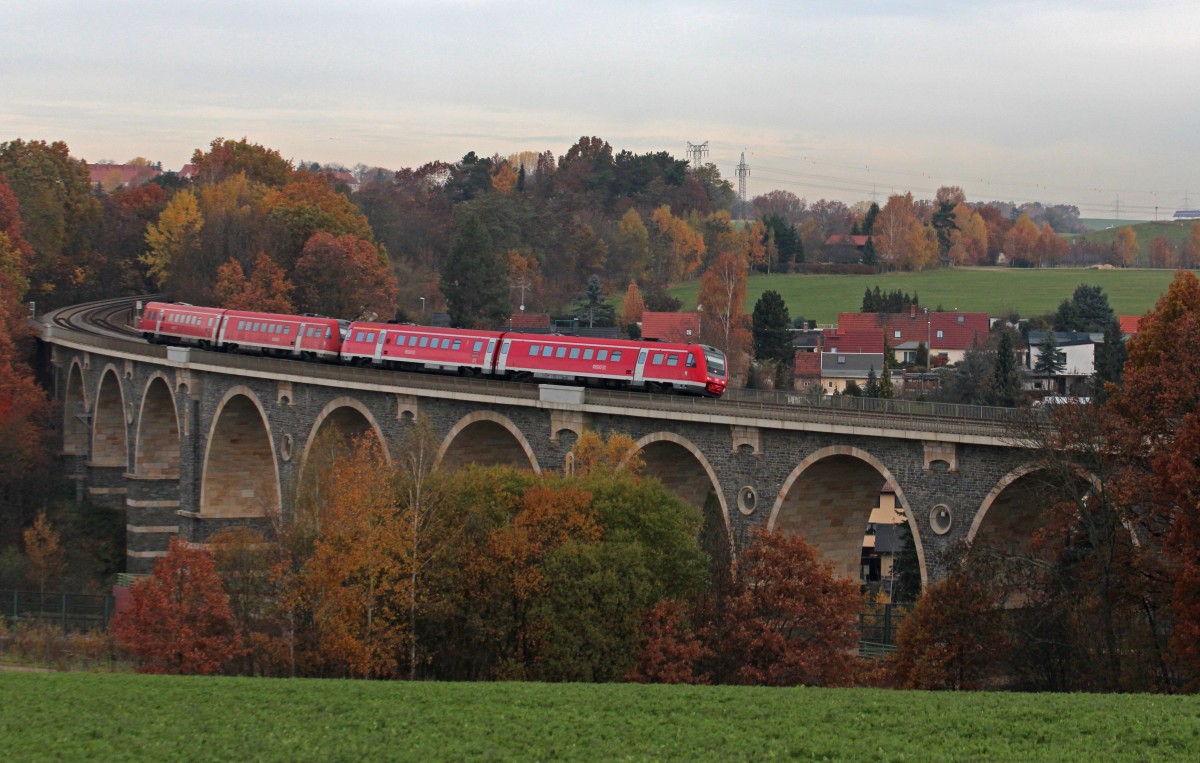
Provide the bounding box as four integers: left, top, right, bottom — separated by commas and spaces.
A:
2, 674, 1197, 761
670, 268, 1178, 325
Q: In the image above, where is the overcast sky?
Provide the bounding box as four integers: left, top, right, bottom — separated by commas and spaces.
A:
3, 1, 1196, 218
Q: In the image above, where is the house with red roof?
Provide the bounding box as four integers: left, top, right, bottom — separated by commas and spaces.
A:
641, 312, 700, 342
87, 163, 161, 191
1119, 316, 1141, 337
836, 309, 989, 365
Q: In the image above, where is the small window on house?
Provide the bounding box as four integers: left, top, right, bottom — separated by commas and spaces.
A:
652, 353, 665, 365
419, 336, 429, 347
597, 350, 608, 361
957, 315, 965, 324
838, 356, 846, 364
555, 347, 567, 358
611, 351, 623, 362
667, 355, 679, 366
894, 330, 901, 339
569, 348, 581, 359
529, 344, 540, 355
472, 340, 483, 352
936, 329, 944, 339
583, 349, 594, 360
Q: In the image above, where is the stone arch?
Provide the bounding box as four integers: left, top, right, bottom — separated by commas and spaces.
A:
133, 374, 181, 478
628, 431, 729, 563
968, 464, 1093, 554
300, 397, 391, 468
768, 445, 927, 585
91, 364, 128, 468
199, 386, 281, 518
63, 358, 89, 456
437, 411, 541, 474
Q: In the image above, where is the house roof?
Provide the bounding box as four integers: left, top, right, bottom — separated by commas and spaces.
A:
794, 352, 821, 378
824, 234, 872, 247
508, 312, 550, 330
836, 310, 989, 352
87, 163, 160, 189
1119, 316, 1141, 336
822, 327, 885, 354
1028, 330, 1104, 347
179, 163, 199, 179
642, 312, 699, 342
820, 351, 887, 378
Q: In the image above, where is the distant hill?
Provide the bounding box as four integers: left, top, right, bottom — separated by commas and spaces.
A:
1072, 219, 1195, 260
1078, 218, 1151, 231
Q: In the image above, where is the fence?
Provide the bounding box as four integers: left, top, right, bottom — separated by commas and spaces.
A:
1, 590, 116, 633
858, 603, 910, 657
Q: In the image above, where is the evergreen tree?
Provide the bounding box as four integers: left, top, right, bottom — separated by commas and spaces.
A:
843, 379, 863, 397
862, 288, 874, 312
571, 274, 615, 327
879, 339, 895, 399
1070, 284, 1115, 332
1093, 318, 1127, 401
890, 516, 921, 604
862, 202, 881, 234
441, 209, 510, 327
752, 290, 793, 364
915, 341, 929, 370
861, 237, 878, 267
865, 367, 880, 398
1033, 332, 1065, 377
992, 331, 1022, 407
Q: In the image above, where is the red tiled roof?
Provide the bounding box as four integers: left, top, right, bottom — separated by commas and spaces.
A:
836, 311, 988, 351
1119, 316, 1141, 335
508, 313, 550, 330
642, 312, 699, 342
824, 234, 872, 247
822, 327, 884, 354
794, 352, 821, 377
87, 163, 160, 189
179, 164, 199, 179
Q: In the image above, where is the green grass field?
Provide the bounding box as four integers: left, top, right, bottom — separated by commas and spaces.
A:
1070, 220, 1195, 258
2, 674, 1197, 761
670, 268, 1180, 326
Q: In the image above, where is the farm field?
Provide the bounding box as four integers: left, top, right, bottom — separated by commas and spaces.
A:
2, 673, 1198, 761
670, 267, 1180, 326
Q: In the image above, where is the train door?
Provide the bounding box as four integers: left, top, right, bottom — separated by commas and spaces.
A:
495, 339, 512, 374
292, 322, 306, 355
633, 348, 649, 385
482, 338, 497, 373
373, 330, 387, 363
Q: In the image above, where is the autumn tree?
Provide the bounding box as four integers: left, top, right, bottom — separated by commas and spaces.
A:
648, 206, 705, 286
696, 250, 748, 369
1003, 213, 1040, 265
1111, 226, 1139, 267
23, 512, 64, 596
214, 251, 295, 313
1035, 223, 1068, 267
1180, 222, 1200, 269
112, 537, 242, 675
190, 137, 293, 187
292, 232, 398, 319
627, 599, 711, 684
612, 208, 650, 286
1150, 236, 1174, 269
142, 188, 204, 294
715, 529, 861, 686
618, 281, 645, 333
568, 430, 643, 479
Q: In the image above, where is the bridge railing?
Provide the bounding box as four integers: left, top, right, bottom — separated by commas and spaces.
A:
42, 320, 1033, 431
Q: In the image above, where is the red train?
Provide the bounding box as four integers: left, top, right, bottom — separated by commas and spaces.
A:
138, 302, 728, 397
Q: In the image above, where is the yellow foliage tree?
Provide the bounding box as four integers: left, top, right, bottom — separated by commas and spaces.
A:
569, 431, 644, 478
142, 189, 203, 289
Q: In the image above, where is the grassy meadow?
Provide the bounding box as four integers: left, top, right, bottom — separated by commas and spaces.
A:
670, 267, 1179, 326
2, 673, 1198, 761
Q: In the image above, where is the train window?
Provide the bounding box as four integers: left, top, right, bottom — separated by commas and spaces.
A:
501, 340, 511, 352
208, 318, 214, 327
685, 354, 696, 367
408, 336, 418, 346
597, 350, 608, 361
555, 347, 567, 358
472, 340, 483, 352
529, 344, 540, 355
452, 340, 462, 350
583, 349, 594, 360
569, 348, 580, 359
441, 339, 452, 349
283, 326, 290, 335
652, 353, 665, 365
254, 322, 262, 332
419, 337, 429, 347
542, 346, 553, 357
612, 351, 623, 362
325, 327, 332, 338
238, 321, 246, 330
355, 331, 365, 342
667, 355, 679, 367
366, 333, 376, 343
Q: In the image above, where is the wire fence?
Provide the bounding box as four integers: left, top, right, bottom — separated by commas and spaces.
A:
858, 603, 911, 657
1, 590, 116, 633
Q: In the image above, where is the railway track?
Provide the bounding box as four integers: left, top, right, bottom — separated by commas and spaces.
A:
39, 296, 1031, 439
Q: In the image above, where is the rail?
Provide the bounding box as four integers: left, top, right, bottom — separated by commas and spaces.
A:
38, 297, 1036, 438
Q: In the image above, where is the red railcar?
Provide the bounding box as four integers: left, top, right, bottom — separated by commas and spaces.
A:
219, 310, 344, 359
497, 334, 727, 396
341, 322, 505, 373
138, 302, 226, 346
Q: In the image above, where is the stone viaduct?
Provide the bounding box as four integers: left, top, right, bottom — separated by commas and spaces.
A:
39, 314, 1050, 581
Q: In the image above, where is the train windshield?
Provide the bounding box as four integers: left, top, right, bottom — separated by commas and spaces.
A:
704, 350, 727, 378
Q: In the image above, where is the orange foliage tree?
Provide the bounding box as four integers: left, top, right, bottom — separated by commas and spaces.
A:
213, 251, 295, 313
1111, 225, 1139, 266
112, 537, 242, 675
292, 232, 399, 319
716, 528, 861, 687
